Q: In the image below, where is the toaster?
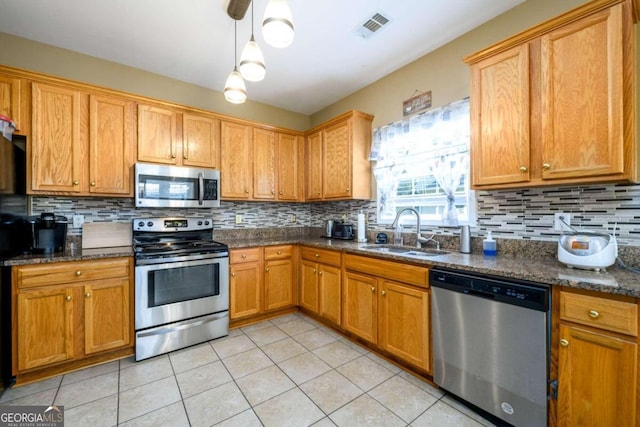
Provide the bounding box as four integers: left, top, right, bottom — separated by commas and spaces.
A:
332, 223, 355, 240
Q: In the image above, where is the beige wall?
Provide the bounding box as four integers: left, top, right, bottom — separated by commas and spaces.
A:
312, 0, 590, 129
0, 32, 311, 131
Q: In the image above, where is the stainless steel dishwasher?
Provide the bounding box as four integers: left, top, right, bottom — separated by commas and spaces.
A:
430, 268, 551, 427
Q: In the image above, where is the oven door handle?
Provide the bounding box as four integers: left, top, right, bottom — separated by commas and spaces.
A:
198, 172, 204, 205
137, 311, 229, 338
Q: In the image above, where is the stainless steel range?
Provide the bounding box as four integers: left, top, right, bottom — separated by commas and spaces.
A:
133, 217, 229, 361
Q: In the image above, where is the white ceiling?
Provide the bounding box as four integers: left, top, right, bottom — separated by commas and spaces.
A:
0, 0, 524, 115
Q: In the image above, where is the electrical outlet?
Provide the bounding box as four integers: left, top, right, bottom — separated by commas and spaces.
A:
72, 215, 84, 228
289, 214, 296, 223
235, 214, 243, 224
554, 213, 571, 231
341, 213, 347, 222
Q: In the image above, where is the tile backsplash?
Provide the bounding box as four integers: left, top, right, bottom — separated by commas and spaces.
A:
30, 182, 640, 247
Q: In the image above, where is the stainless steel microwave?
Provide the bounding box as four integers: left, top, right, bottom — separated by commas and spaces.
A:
135, 163, 220, 208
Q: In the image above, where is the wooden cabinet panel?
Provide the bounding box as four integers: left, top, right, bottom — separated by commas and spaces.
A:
31, 82, 84, 193
470, 44, 530, 186
264, 245, 293, 260
299, 260, 319, 312
182, 113, 220, 168
0, 74, 23, 132
221, 121, 252, 199
89, 95, 135, 195
540, 5, 624, 180
300, 247, 341, 267
560, 291, 637, 336
342, 271, 377, 344
277, 133, 301, 201
322, 119, 352, 199
344, 254, 429, 288
230, 261, 262, 320
318, 264, 341, 326
557, 324, 637, 427
230, 247, 262, 264
305, 130, 323, 200
84, 278, 130, 354
379, 280, 430, 371
264, 258, 294, 311
137, 104, 178, 165
253, 128, 276, 200
17, 286, 74, 371
15, 258, 130, 289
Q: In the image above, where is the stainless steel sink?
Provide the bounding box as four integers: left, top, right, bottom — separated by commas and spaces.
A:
362, 245, 449, 257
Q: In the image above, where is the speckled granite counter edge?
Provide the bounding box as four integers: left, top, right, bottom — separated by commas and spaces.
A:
2, 246, 134, 266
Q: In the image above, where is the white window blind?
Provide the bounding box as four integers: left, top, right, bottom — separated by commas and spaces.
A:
371, 97, 475, 227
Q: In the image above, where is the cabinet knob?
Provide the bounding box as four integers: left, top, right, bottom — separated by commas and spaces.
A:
265, 268, 270, 272
542, 163, 551, 170
245, 189, 249, 193
242, 254, 247, 259
90, 181, 96, 186
271, 190, 275, 195
183, 155, 188, 160
381, 290, 386, 296
66, 295, 72, 302
277, 251, 282, 255
519, 166, 527, 172
85, 292, 91, 298
171, 154, 176, 159
315, 253, 319, 258
231, 272, 236, 277
313, 268, 316, 273
346, 187, 350, 192
318, 271, 322, 275
371, 286, 375, 292
75, 271, 82, 276
73, 180, 79, 186
588, 310, 600, 319
279, 191, 283, 195
560, 338, 569, 347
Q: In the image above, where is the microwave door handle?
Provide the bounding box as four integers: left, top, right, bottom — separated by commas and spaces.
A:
198, 173, 204, 205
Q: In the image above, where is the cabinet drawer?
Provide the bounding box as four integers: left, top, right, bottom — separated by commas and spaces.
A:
300, 246, 341, 267
15, 258, 131, 289
230, 248, 262, 264
264, 245, 293, 260
344, 254, 429, 289
560, 291, 638, 336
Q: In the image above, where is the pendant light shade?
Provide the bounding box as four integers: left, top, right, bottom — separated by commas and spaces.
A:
224, 21, 247, 104
224, 66, 247, 104
239, 1, 266, 82
262, 0, 294, 48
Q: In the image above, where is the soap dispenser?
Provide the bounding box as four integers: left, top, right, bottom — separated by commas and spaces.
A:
483, 231, 497, 256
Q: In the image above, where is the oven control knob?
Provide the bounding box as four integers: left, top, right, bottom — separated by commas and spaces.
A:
205, 221, 210, 226
137, 221, 144, 227
198, 221, 203, 226
147, 221, 154, 227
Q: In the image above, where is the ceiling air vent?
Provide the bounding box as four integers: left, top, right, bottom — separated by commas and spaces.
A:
354, 11, 392, 39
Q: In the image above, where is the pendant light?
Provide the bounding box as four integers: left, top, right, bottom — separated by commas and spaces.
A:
262, 0, 294, 48
239, 1, 266, 82
224, 20, 247, 104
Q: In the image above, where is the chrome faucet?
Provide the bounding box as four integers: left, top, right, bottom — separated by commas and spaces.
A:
391, 208, 439, 249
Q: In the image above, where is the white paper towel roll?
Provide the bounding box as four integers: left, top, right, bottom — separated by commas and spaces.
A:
357, 212, 366, 242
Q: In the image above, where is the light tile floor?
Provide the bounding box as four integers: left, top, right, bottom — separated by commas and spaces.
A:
0, 313, 497, 427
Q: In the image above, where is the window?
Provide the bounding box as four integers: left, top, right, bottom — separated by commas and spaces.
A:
371, 97, 475, 226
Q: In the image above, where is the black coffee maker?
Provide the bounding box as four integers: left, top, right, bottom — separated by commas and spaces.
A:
25, 213, 68, 254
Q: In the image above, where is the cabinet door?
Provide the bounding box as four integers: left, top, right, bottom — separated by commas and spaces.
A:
470, 44, 530, 186
342, 271, 377, 344
230, 262, 262, 319
379, 281, 430, 371
0, 139, 14, 194
264, 258, 294, 311
17, 287, 75, 371
299, 260, 319, 312
137, 104, 178, 165
0, 74, 23, 132
557, 324, 637, 427
89, 95, 135, 195
318, 264, 341, 326
84, 278, 131, 354
220, 121, 252, 199
253, 128, 276, 200
182, 113, 220, 168
306, 131, 323, 200
31, 83, 84, 192
540, 5, 624, 180
323, 119, 352, 199
277, 133, 301, 201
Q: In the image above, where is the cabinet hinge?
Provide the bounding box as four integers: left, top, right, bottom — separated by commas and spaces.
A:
548, 379, 558, 400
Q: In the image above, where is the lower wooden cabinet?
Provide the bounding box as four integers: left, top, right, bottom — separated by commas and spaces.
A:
343, 254, 430, 372
230, 245, 296, 321
13, 258, 133, 375
555, 289, 638, 427
299, 246, 342, 326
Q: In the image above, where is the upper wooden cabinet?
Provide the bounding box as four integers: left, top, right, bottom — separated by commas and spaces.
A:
30, 82, 136, 196
221, 120, 253, 199
305, 110, 374, 201
0, 73, 26, 134
137, 103, 178, 165
253, 129, 303, 201
467, 0, 638, 189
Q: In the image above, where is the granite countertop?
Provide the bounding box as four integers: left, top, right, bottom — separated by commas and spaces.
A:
226, 237, 640, 298
3, 236, 638, 298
